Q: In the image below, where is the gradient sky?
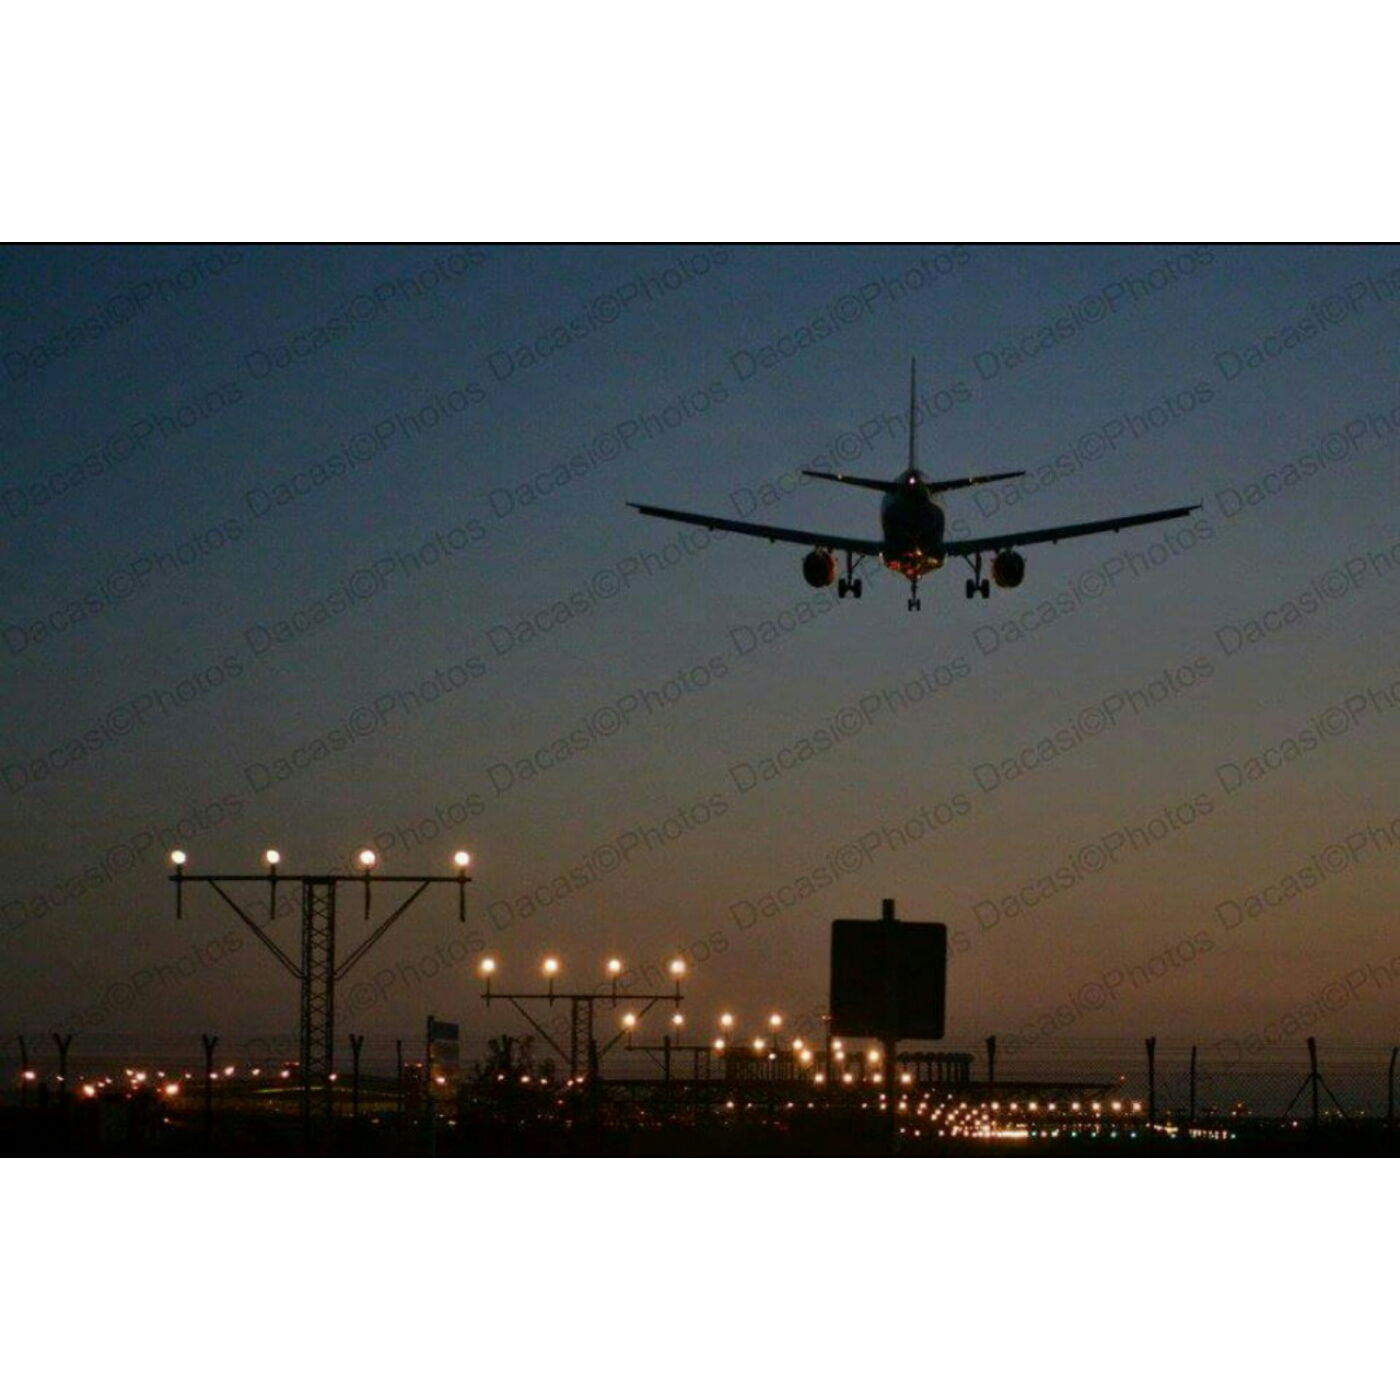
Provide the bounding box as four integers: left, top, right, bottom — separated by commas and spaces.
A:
3, 243, 1397, 1070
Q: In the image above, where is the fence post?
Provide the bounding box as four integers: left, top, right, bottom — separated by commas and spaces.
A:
1308, 1036, 1319, 1131
52, 1032, 73, 1147
349, 1033, 364, 1137
395, 1038, 405, 1141
201, 1034, 218, 1142
52, 1032, 73, 1099
985, 1034, 997, 1089
1188, 1045, 1197, 1129
1389, 1046, 1397, 1130
1146, 1036, 1157, 1129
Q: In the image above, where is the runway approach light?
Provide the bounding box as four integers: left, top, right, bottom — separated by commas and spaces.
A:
479, 957, 497, 976
265, 849, 281, 866
358, 849, 377, 868
453, 850, 471, 868
607, 958, 623, 976
170, 850, 187, 866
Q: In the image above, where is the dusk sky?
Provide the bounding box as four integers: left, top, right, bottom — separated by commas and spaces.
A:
4, 244, 1397, 1065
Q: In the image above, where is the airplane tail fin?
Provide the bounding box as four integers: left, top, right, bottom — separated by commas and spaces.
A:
908, 357, 918, 474
805, 362, 1025, 495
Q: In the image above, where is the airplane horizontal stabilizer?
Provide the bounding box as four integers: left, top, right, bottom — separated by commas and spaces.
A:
924, 470, 1026, 493
801, 470, 894, 491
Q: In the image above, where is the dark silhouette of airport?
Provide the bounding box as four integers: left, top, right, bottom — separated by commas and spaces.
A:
5, 884, 1396, 1157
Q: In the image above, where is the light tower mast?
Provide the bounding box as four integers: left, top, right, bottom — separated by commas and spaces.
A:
169, 846, 474, 1126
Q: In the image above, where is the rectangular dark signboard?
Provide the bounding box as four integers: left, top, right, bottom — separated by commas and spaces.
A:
830, 917, 947, 1040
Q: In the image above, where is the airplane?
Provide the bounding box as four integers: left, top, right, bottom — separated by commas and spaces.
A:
628, 361, 1202, 611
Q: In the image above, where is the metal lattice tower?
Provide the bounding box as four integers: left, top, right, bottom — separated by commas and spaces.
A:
569, 998, 595, 1080
300, 880, 336, 1118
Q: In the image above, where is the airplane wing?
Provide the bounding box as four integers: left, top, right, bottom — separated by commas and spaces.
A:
627, 502, 884, 556
944, 503, 1201, 557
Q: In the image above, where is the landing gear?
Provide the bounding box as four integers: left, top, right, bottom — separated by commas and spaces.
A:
907, 578, 922, 612
964, 554, 990, 600
837, 553, 863, 599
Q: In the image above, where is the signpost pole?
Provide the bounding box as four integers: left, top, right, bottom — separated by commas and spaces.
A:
830, 898, 947, 1158
884, 1034, 899, 1155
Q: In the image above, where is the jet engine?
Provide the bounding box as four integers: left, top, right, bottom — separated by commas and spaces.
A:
802, 548, 837, 588
992, 549, 1026, 588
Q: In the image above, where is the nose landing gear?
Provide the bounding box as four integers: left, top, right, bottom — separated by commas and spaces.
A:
907, 577, 922, 611
964, 554, 991, 600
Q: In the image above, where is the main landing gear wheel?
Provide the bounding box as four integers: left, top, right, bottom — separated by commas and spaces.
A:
979, 578, 990, 599
851, 578, 863, 599
837, 551, 862, 599
907, 597, 922, 612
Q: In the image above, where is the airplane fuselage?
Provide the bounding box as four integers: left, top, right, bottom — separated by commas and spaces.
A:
880, 470, 946, 579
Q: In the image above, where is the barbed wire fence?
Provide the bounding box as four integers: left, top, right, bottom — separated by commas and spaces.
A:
4, 1028, 1397, 1124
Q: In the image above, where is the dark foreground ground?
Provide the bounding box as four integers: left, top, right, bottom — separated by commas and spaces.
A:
3, 1094, 1395, 1157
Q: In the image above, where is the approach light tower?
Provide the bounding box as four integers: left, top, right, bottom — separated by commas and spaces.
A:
169, 847, 473, 1125
477, 954, 688, 1080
